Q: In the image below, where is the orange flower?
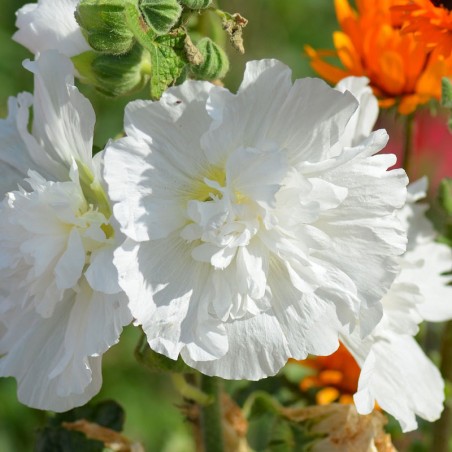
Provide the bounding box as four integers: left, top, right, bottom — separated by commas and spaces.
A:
393, 0, 452, 56
306, 0, 452, 114
294, 343, 361, 406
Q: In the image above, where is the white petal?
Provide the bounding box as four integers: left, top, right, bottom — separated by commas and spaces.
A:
85, 244, 122, 294
0, 300, 101, 412
13, 0, 90, 57
201, 59, 293, 165
334, 76, 378, 148
344, 332, 444, 432
54, 228, 85, 290
115, 237, 228, 362
24, 51, 95, 173
181, 310, 290, 380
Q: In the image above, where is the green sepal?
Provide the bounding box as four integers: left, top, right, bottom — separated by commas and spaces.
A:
179, 0, 212, 9
139, 0, 182, 35
75, 0, 136, 55
73, 46, 151, 98
76, 160, 112, 222
148, 29, 188, 99
135, 333, 195, 373
190, 37, 229, 80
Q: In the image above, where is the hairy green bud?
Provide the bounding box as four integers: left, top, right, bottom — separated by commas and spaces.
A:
75, 0, 136, 54
178, 0, 212, 9
73, 45, 151, 97
190, 38, 229, 80
139, 0, 182, 35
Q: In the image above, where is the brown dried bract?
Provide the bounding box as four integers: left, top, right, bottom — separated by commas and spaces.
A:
222, 13, 248, 54
280, 404, 397, 452
62, 420, 145, 452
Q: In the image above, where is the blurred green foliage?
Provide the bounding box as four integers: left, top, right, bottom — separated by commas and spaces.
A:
0, 1, 338, 450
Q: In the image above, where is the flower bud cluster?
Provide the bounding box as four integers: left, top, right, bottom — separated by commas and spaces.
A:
71, 0, 240, 98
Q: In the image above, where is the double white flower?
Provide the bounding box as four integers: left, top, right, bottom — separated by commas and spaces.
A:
0, 51, 131, 412
104, 60, 408, 380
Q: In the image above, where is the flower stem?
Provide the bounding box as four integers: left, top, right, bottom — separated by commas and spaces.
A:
432, 321, 452, 452
402, 113, 415, 175
200, 375, 225, 452
171, 374, 212, 406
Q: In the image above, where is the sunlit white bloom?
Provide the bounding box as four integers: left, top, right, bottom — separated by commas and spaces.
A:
0, 50, 131, 412
342, 179, 452, 432
105, 60, 408, 380
13, 0, 90, 58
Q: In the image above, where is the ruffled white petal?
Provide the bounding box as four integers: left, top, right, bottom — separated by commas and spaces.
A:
13, 0, 90, 58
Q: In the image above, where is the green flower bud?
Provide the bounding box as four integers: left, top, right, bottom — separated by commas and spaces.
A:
73, 45, 151, 97
178, 0, 212, 9
139, 0, 182, 35
75, 0, 136, 55
190, 38, 229, 81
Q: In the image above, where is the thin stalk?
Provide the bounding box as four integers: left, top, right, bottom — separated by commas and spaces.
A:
402, 113, 415, 175
432, 321, 452, 452
200, 375, 225, 452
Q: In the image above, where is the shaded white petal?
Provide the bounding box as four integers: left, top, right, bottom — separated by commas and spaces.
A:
14, 0, 90, 57
85, 244, 122, 294
54, 228, 85, 290
24, 51, 95, 172
115, 237, 228, 362
0, 300, 101, 412
64, 279, 132, 360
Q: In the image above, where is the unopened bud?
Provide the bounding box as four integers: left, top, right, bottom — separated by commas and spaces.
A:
139, 0, 182, 35
73, 45, 151, 97
179, 0, 212, 9
75, 0, 135, 55
191, 38, 229, 80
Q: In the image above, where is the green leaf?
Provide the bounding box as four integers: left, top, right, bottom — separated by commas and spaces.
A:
148, 29, 188, 99
267, 417, 323, 452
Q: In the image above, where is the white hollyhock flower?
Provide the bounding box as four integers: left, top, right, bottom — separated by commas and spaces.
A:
331, 77, 451, 431
342, 179, 452, 432
0, 50, 131, 412
104, 59, 408, 380
13, 0, 90, 58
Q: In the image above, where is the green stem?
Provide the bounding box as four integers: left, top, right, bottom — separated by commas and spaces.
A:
200, 375, 225, 452
432, 321, 452, 452
171, 374, 212, 406
402, 113, 415, 175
